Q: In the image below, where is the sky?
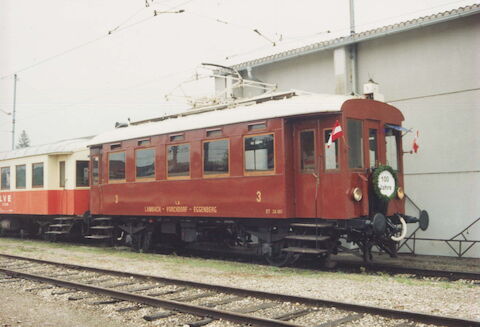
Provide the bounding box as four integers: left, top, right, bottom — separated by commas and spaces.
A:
0, 0, 477, 152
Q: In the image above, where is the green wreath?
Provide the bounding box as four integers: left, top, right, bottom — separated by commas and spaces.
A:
372, 165, 398, 202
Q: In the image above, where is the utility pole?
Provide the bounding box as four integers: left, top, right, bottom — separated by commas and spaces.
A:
12, 74, 17, 150
349, 0, 358, 95
349, 0, 355, 35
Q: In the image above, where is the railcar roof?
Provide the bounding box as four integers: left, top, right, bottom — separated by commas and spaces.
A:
0, 136, 94, 161
89, 92, 356, 146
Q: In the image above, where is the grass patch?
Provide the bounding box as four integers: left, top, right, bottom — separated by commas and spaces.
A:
0, 237, 475, 289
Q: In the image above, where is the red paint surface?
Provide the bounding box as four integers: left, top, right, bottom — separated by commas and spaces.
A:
0, 189, 89, 216
90, 99, 406, 219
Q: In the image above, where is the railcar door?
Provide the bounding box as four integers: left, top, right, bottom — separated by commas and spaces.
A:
293, 120, 319, 218
293, 116, 343, 218
89, 148, 103, 213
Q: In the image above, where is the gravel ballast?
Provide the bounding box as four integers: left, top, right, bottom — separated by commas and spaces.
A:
0, 238, 478, 325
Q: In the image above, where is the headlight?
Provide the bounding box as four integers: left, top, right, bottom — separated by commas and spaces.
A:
397, 186, 405, 200
352, 187, 363, 202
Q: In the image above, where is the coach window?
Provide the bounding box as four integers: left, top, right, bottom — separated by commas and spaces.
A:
369, 129, 378, 168
206, 128, 222, 138
170, 134, 185, 142
248, 122, 266, 131
324, 130, 339, 170
300, 130, 315, 172
203, 139, 229, 176
108, 152, 126, 182
76, 161, 89, 187
32, 162, 44, 188
92, 157, 100, 185
167, 143, 190, 178
347, 119, 363, 169
59, 161, 66, 188
1, 167, 10, 190
137, 139, 150, 146
16, 165, 26, 189
385, 128, 399, 171
244, 133, 274, 174
136, 148, 155, 179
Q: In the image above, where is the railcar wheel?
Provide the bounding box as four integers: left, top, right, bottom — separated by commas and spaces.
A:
132, 230, 153, 253
264, 240, 299, 267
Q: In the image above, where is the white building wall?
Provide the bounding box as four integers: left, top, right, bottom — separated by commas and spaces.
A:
221, 13, 480, 257
356, 15, 480, 257
252, 50, 335, 93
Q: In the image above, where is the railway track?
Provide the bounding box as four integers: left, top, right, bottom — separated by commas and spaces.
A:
175, 247, 480, 282
0, 253, 478, 327
335, 261, 480, 282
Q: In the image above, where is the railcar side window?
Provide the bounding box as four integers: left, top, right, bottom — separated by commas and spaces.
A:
59, 161, 66, 188
167, 144, 190, 178
300, 131, 315, 172
248, 122, 266, 131
203, 139, 229, 176
386, 128, 399, 170
92, 157, 100, 185
369, 129, 378, 168
136, 148, 155, 179
109, 152, 126, 181
347, 119, 364, 169
76, 161, 89, 187
244, 134, 274, 173
137, 139, 150, 146
16, 165, 26, 189
324, 130, 339, 170
32, 163, 44, 188
170, 134, 185, 142
206, 129, 222, 138
1, 167, 10, 190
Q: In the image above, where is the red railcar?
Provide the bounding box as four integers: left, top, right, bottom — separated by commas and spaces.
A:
86, 91, 428, 264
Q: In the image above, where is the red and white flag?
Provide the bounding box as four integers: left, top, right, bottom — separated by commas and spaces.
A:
327, 120, 344, 148
412, 130, 420, 153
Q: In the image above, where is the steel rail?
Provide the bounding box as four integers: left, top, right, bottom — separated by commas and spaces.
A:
1, 253, 479, 327
336, 261, 480, 281
0, 267, 301, 327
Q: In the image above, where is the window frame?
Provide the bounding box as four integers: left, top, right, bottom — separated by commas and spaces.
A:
137, 138, 151, 146
15, 164, 26, 189
385, 127, 400, 171
202, 138, 230, 178
166, 142, 191, 180
110, 143, 122, 150
368, 128, 378, 169
59, 161, 66, 188
91, 156, 100, 186
107, 150, 127, 183
247, 121, 267, 132
346, 118, 364, 170
32, 162, 44, 188
169, 133, 185, 142
299, 129, 316, 173
243, 132, 276, 176
135, 147, 156, 181
1, 166, 10, 190
76, 160, 90, 188
206, 128, 223, 138
323, 128, 340, 172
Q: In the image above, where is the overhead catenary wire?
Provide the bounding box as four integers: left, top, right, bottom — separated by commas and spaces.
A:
13, 67, 197, 119
186, 10, 282, 46
0, 0, 193, 80
1, 0, 474, 121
